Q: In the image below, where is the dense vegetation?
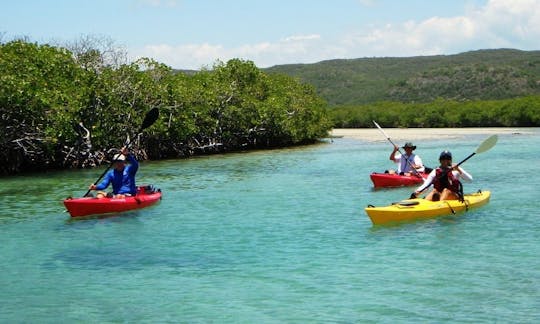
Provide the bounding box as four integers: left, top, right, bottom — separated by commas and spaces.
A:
330, 97, 540, 128
265, 49, 540, 127
2, 39, 539, 176
0, 40, 331, 175
265, 49, 540, 106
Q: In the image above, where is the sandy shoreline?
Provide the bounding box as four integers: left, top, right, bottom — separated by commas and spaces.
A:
330, 127, 535, 141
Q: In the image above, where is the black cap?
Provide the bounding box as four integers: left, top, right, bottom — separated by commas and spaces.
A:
439, 150, 452, 160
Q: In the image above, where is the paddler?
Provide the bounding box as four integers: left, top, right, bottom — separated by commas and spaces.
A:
88, 146, 139, 198
413, 150, 472, 201
387, 142, 426, 176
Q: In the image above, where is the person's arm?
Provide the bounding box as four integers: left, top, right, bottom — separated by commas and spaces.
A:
415, 169, 435, 194
414, 155, 425, 172
93, 172, 112, 190
126, 153, 138, 175
454, 167, 472, 182
120, 147, 138, 175
389, 145, 400, 162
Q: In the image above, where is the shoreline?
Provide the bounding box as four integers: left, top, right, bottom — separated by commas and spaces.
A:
330, 127, 535, 141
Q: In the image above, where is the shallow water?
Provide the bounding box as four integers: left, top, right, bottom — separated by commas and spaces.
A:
1, 129, 539, 322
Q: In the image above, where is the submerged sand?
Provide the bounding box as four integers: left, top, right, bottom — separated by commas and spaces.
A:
330, 127, 533, 142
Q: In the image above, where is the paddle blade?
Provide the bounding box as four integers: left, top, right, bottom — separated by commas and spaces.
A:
139, 107, 159, 132
455, 134, 498, 167
475, 134, 498, 154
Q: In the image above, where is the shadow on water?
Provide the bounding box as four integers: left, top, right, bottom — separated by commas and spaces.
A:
49, 205, 226, 272
366, 208, 480, 236
46, 243, 231, 272
64, 210, 143, 224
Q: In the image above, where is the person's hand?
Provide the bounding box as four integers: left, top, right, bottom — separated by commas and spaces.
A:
89, 184, 97, 190
120, 146, 129, 156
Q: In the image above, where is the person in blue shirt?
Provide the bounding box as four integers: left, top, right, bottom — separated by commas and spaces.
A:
89, 147, 139, 198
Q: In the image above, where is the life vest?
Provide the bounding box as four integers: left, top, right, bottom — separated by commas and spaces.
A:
433, 167, 461, 193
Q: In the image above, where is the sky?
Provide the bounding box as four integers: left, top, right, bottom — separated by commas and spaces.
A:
2, 0, 539, 70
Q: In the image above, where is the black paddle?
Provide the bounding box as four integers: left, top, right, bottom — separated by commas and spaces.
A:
83, 107, 160, 197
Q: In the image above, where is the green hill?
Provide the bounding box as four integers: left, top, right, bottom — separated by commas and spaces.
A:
264, 49, 540, 106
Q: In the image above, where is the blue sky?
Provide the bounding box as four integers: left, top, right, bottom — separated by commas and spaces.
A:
2, 0, 539, 69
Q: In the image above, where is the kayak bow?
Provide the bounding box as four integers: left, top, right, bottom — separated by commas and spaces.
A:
370, 172, 428, 188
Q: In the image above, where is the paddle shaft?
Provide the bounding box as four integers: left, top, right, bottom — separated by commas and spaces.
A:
82, 136, 135, 197
372, 121, 421, 176
455, 152, 475, 168
415, 134, 498, 196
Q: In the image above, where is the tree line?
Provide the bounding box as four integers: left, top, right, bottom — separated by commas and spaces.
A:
329, 96, 540, 128
0, 39, 332, 175
2, 39, 538, 176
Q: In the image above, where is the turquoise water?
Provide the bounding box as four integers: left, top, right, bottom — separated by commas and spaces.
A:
1, 129, 539, 323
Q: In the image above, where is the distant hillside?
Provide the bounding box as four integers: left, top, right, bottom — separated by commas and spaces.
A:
264, 49, 540, 106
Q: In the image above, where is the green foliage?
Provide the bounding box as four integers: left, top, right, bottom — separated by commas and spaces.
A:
0, 40, 331, 174
163, 59, 331, 152
0, 40, 87, 173
82, 58, 172, 149
329, 96, 540, 128
3, 39, 538, 175
265, 49, 540, 106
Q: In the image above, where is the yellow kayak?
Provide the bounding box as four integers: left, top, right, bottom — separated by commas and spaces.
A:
365, 190, 491, 225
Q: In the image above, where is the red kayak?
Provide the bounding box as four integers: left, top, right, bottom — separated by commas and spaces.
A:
64, 185, 162, 217
370, 172, 428, 188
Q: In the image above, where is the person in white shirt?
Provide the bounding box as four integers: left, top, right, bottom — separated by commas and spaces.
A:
388, 142, 425, 176
413, 150, 472, 201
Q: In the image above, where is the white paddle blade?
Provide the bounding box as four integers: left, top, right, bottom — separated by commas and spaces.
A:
476, 134, 498, 154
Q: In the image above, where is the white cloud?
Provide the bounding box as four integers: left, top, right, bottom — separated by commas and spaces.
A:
134, 43, 225, 69
282, 34, 321, 42
342, 0, 540, 57
131, 34, 327, 69
130, 0, 540, 69
472, 0, 540, 47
